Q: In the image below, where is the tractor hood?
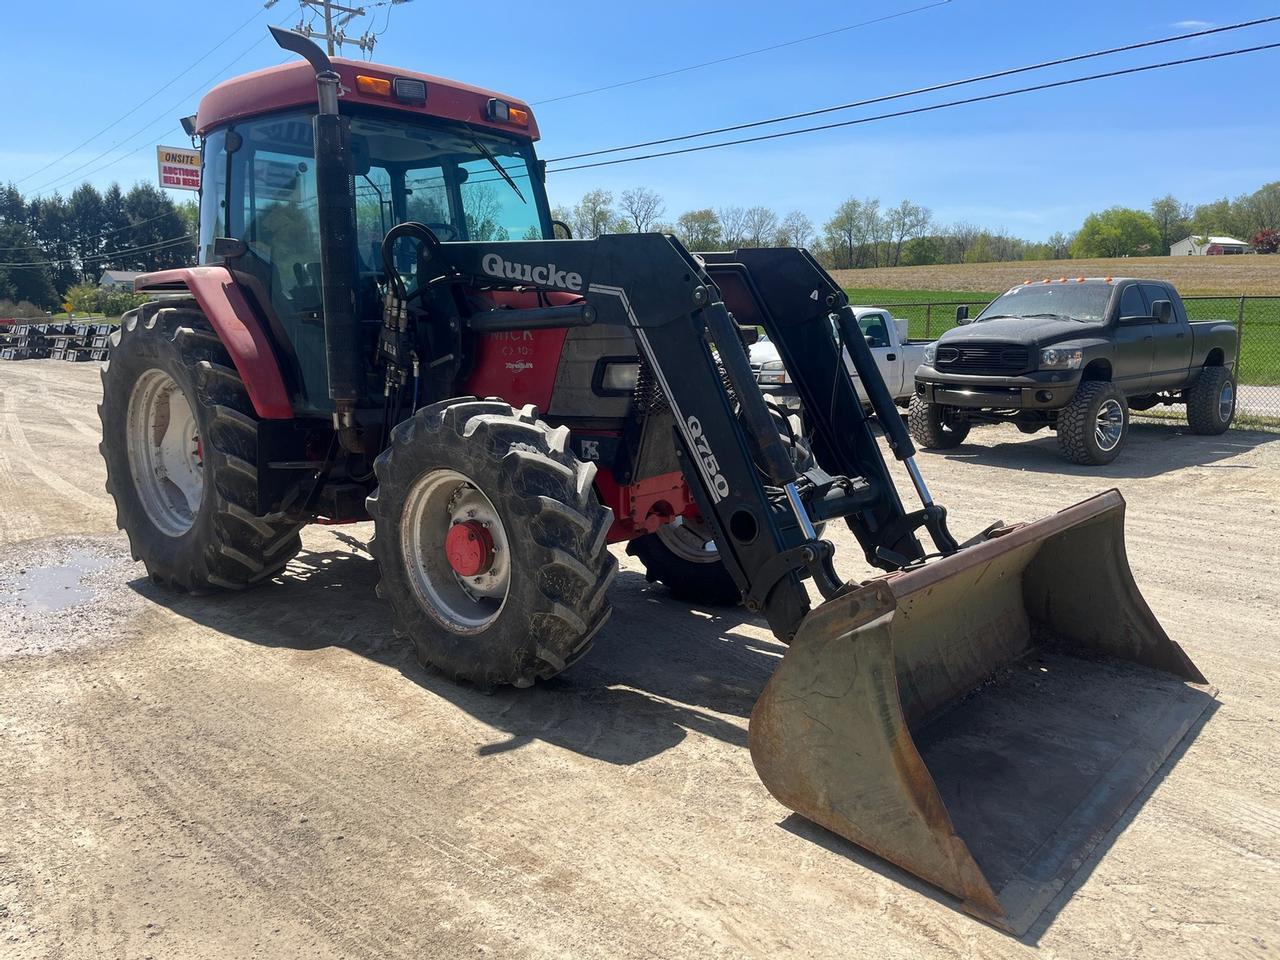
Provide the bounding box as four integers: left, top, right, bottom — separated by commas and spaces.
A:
941, 315, 1107, 348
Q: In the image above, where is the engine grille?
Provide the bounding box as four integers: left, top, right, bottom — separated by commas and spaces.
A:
935, 344, 1031, 375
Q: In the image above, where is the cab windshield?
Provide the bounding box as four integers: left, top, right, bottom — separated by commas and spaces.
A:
976, 284, 1113, 324
197, 108, 549, 409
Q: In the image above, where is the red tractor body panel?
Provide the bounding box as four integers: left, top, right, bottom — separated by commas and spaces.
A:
195, 58, 540, 140
595, 466, 696, 543
134, 266, 293, 419
461, 290, 582, 412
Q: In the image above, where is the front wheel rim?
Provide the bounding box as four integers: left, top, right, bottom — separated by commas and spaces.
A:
1094, 398, 1125, 452
126, 369, 204, 536
400, 468, 511, 633
1219, 380, 1234, 421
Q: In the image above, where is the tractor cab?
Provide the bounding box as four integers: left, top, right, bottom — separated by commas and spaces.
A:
193, 57, 552, 411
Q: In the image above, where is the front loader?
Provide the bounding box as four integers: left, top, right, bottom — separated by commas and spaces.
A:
98, 27, 1215, 934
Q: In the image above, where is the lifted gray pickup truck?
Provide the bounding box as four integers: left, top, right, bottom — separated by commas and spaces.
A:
910, 278, 1239, 464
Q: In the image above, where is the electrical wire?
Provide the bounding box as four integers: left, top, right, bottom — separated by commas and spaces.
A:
530, 1, 954, 107
28, 34, 273, 197
547, 41, 1280, 174
547, 15, 1280, 164
12, 4, 271, 186
0, 210, 182, 252
3, 235, 193, 269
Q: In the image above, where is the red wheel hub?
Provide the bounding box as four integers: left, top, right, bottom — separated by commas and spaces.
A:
445, 520, 495, 577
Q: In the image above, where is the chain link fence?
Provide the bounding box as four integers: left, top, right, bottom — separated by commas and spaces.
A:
861, 294, 1280, 429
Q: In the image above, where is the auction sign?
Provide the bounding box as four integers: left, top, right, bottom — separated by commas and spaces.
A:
157, 146, 201, 191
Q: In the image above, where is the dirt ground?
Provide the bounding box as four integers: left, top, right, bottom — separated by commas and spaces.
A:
2, 359, 1277, 960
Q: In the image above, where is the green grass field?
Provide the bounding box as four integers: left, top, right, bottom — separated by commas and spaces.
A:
844, 287, 1280, 387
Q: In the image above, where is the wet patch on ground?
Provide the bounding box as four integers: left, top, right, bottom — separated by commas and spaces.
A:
0, 536, 144, 656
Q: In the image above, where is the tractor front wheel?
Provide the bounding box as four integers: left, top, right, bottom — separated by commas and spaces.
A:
367, 399, 617, 688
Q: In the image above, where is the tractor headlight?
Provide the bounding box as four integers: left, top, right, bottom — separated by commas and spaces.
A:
1040, 347, 1083, 370
922, 344, 936, 366
758, 359, 790, 385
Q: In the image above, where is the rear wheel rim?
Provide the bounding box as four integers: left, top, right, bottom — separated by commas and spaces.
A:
1219, 380, 1234, 421
655, 515, 720, 564
1094, 398, 1124, 452
127, 369, 203, 537
400, 468, 511, 633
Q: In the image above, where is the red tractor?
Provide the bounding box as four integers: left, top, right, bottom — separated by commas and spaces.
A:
98, 27, 1214, 933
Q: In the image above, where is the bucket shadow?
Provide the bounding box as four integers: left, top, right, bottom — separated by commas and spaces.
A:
131, 545, 778, 767
776, 700, 1219, 943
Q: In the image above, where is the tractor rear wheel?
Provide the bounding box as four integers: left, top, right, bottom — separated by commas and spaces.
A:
98, 303, 303, 591
367, 399, 617, 688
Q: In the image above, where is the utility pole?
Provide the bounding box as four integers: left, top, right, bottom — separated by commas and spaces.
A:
265, 0, 409, 57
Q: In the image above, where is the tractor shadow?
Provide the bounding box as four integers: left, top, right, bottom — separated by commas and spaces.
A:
928, 420, 1277, 479
129, 538, 1220, 941
132, 540, 779, 768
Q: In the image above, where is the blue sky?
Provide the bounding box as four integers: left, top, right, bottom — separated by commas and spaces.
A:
3, 1, 1278, 239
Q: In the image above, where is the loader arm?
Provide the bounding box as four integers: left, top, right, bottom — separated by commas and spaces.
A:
416, 233, 942, 640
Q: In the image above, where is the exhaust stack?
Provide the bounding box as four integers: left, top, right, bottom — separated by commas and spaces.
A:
270, 26, 363, 451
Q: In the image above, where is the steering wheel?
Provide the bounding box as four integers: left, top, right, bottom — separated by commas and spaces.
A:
423, 222, 458, 242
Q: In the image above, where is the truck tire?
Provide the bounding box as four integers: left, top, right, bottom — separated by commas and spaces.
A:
627, 404, 816, 607
1185, 366, 1235, 435
98, 303, 304, 592
907, 395, 970, 449
1056, 381, 1128, 465
367, 399, 617, 688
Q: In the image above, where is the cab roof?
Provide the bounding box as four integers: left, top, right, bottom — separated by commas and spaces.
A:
195, 57, 539, 140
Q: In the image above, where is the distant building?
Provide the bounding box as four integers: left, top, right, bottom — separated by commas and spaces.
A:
1169, 235, 1251, 256
98, 270, 143, 290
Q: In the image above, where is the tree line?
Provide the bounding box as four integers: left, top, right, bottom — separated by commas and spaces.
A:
3, 173, 1278, 316
0, 181, 197, 314
555, 179, 1280, 268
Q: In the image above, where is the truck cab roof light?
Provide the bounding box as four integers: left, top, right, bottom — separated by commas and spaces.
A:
393, 77, 427, 105
356, 75, 391, 96
486, 98, 530, 127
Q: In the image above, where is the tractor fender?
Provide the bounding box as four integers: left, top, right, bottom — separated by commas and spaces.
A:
134, 266, 293, 419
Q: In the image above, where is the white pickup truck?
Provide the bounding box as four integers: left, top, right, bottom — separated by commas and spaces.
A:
749, 306, 929, 411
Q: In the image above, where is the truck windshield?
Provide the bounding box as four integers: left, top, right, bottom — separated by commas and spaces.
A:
197, 108, 549, 411
976, 284, 1113, 323
198, 109, 548, 268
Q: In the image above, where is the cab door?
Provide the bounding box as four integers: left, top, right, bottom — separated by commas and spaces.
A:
1111, 283, 1155, 393
1143, 282, 1193, 390
844, 311, 901, 396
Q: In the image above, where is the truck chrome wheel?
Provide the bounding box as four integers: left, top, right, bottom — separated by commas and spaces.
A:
126, 369, 204, 537
400, 468, 511, 633
1219, 380, 1235, 421
1094, 399, 1125, 452
655, 515, 720, 564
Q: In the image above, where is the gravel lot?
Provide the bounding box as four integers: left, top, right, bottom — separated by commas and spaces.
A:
2, 359, 1277, 960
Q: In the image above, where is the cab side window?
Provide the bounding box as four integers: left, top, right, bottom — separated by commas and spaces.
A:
1118, 284, 1148, 320
858, 313, 891, 347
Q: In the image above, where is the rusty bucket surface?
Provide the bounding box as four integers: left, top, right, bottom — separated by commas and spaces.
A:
749, 490, 1215, 934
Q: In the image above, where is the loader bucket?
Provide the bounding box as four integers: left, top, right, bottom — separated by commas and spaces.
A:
749, 490, 1215, 935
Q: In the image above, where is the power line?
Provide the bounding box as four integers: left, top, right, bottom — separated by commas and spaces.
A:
547, 41, 1280, 174
28, 34, 273, 197
12, 5, 270, 187
1, 235, 192, 271
530, 1, 954, 107
547, 15, 1280, 164
0, 210, 183, 252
